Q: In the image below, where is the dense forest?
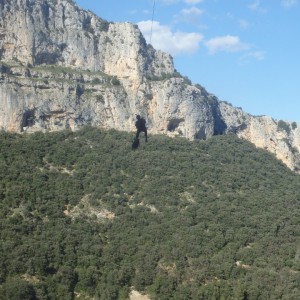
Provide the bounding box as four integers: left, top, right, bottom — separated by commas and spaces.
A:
0, 127, 300, 299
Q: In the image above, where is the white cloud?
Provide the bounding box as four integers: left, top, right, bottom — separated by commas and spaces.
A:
184, 0, 204, 4
281, 0, 298, 8
248, 0, 267, 13
245, 51, 265, 60
239, 19, 250, 29
137, 20, 203, 56
248, 0, 260, 10
181, 6, 203, 17
205, 35, 249, 54
239, 51, 266, 64
173, 6, 204, 25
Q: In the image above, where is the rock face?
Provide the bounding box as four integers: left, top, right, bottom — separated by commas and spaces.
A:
0, 0, 300, 171
220, 103, 300, 171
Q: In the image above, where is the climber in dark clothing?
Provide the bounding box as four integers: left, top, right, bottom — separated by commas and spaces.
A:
135, 115, 147, 142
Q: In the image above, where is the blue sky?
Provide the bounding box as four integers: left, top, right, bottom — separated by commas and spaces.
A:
75, 0, 300, 122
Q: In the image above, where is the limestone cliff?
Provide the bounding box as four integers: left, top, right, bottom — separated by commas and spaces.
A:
220, 103, 300, 171
0, 0, 300, 171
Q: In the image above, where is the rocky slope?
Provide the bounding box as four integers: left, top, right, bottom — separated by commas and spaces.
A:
0, 0, 300, 171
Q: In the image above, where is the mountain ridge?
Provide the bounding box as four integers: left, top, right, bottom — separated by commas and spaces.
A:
0, 0, 300, 171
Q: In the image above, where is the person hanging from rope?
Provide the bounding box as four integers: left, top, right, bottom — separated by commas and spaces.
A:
135, 115, 148, 142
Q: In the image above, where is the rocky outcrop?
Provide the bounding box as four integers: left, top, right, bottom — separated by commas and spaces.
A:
220, 103, 300, 171
0, 0, 300, 171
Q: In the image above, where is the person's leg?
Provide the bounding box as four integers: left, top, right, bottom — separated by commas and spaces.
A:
144, 129, 148, 142
136, 130, 140, 139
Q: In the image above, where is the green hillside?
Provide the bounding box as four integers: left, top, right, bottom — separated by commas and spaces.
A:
0, 127, 300, 299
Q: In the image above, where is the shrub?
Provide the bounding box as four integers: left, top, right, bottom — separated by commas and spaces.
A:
277, 120, 291, 134
111, 76, 120, 85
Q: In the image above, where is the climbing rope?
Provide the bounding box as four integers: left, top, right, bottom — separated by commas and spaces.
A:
132, 0, 155, 127
149, 0, 156, 45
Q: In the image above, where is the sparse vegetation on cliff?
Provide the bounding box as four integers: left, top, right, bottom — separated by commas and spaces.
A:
278, 120, 291, 134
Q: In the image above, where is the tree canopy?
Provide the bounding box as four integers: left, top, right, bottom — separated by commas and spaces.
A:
0, 127, 300, 299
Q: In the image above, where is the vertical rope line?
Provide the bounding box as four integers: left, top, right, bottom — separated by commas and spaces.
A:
150, 0, 156, 45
